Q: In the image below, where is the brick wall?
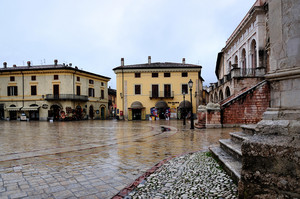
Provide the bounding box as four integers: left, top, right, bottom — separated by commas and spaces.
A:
206, 110, 221, 125
220, 87, 248, 106
197, 111, 206, 128
222, 82, 270, 125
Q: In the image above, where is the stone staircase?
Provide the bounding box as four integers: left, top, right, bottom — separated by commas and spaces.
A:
209, 125, 256, 183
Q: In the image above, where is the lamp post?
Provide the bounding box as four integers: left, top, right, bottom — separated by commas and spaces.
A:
183, 92, 186, 125
188, 79, 194, 129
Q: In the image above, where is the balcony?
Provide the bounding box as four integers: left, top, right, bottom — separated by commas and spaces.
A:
149, 91, 174, 99
45, 94, 89, 101
231, 67, 266, 78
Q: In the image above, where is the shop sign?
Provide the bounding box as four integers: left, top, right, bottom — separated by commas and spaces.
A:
42, 104, 48, 109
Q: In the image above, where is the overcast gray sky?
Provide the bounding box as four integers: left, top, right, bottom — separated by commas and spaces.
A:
0, 0, 256, 88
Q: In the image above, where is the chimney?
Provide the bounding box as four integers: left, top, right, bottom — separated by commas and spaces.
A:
13, 64, 17, 67
27, 61, 31, 67
148, 56, 151, 64
3, 62, 7, 68
54, 59, 58, 66
121, 58, 124, 66
182, 58, 186, 64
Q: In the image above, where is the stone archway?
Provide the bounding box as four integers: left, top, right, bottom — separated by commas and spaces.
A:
9, 104, 17, 120
219, 90, 224, 101
89, 105, 94, 119
251, 39, 257, 69
214, 92, 218, 103
50, 104, 62, 121
225, 87, 231, 98
241, 48, 247, 75
100, 105, 106, 120
155, 101, 168, 119
129, 101, 144, 120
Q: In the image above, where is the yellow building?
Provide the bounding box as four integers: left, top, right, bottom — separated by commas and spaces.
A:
0, 60, 110, 121
113, 56, 203, 120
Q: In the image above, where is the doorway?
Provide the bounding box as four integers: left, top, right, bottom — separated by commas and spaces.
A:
9, 105, 17, 120
0, 104, 4, 120
132, 109, 141, 120
9, 111, 17, 120
49, 105, 61, 121
89, 105, 94, 119
101, 106, 105, 120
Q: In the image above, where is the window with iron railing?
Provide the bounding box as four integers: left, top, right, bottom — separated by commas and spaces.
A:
164, 84, 171, 98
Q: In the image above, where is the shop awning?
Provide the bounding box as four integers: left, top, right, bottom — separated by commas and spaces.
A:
130, 101, 144, 109
179, 101, 192, 109
5, 107, 22, 111
155, 101, 168, 109
21, 106, 40, 111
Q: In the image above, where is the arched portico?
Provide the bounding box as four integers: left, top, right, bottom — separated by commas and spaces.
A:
128, 101, 145, 120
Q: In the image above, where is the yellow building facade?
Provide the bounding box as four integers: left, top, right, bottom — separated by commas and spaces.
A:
113, 57, 203, 120
0, 60, 110, 121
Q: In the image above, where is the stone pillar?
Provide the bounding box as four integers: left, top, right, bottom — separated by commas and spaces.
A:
206, 103, 222, 128
239, 0, 300, 198
196, 105, 206, 128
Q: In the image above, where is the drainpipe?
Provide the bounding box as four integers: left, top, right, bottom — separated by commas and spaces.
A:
21, 71, 24, 107
121, 58, 124, 120
73, 70, 76, 108
73, 70, 76, 96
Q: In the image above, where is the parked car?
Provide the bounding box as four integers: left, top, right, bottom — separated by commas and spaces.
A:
20, 113, 27, 121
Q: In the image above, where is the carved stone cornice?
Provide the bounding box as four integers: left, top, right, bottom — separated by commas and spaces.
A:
114, 68, 201, 74
265, 67, 300, 81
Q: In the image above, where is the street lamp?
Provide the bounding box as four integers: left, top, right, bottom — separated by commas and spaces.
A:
188, 79, 194, 129
183, 92, 186, 125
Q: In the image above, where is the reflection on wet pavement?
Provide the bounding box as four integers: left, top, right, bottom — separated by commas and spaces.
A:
0, 120, 240, 198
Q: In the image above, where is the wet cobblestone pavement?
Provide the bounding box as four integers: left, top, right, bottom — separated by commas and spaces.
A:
128, 151, 238, 199
0, 120, 240, 198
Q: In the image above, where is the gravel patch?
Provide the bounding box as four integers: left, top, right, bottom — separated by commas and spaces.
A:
127, 151, 238, 199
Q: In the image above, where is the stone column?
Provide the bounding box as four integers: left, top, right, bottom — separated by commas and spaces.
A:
239, 0, 300, 198
206, 103, 222, 128
256, 0, 300, 135
196, 105, 206, 128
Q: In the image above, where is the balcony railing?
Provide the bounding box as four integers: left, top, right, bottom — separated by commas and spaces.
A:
45, 94, 89, 101
231, 67, 266, 78
226, 73, 232, 81
219, 78, 224, 85
149, 91, 174, 99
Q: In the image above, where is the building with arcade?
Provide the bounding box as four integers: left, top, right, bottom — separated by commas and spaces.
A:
113, 56, 203, 121
0, 60, 110, 121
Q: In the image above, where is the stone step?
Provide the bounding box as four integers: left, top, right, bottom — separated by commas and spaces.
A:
219, 139, 242, 161
230, 131, 252, 144
209, 146, 241, 183
241, 124, 257, 135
